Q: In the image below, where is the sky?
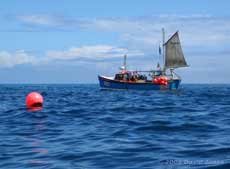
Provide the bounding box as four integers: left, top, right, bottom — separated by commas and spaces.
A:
0, 0, 230, 83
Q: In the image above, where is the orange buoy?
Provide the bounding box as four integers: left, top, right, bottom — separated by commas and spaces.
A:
153, 76, 168, 85
152, 78, 158, 83
157, 76, 167, 85
26, 92, 44, 108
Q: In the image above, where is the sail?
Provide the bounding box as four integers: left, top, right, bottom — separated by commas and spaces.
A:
164, 32, 188, 69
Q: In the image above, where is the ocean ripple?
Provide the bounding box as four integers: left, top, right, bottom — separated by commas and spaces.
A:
0, 84, 230, 168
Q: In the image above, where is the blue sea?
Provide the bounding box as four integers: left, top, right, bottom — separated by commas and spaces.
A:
1, 84, 230, 169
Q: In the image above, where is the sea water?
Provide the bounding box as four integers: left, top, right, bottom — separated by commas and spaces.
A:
0, 84, 230, 169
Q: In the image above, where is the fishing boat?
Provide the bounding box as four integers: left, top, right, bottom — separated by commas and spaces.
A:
98, 29, 188, 90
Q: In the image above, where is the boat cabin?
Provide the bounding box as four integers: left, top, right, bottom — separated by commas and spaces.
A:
114, 71, 147, 82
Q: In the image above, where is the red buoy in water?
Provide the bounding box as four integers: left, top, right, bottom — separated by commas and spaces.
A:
26, 92, 44, 108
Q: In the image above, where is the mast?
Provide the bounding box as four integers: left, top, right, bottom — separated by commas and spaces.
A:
123, 54, 127, 71
162, 28, 165, 72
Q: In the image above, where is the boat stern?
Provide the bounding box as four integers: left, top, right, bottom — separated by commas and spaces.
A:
169, 79, 181, 90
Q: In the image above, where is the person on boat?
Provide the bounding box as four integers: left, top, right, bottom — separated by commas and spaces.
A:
139, 74, 147, 81
115, 73, 123, 80
124, 73, 128, 81
131, 72, 137, 81
154, 62, 163, 76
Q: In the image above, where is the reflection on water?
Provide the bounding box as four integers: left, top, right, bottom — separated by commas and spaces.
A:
27, 107, 43, 113
25, 118, 49, 167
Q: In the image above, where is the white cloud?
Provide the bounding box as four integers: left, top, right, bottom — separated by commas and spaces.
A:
46, 45, 144, 60
0, 50, 36, 68
11, 15, 230, 71
0, 45, 144, 68
17, 15, 59, 26
16, 14, 230, 51
16, 15, 89, 29
16, 14, 78, 28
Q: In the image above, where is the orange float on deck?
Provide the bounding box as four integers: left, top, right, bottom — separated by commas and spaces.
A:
153, 76, 168, 85
26, 92, 44, 108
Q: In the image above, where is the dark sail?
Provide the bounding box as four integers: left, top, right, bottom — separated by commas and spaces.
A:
164, 32, 188, 69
